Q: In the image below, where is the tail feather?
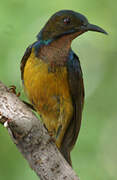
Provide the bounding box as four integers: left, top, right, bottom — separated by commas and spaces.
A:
60, 101, 82, 167
60, 147, 72, 166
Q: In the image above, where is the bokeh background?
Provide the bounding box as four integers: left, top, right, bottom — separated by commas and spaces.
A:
0, 0, 116, 180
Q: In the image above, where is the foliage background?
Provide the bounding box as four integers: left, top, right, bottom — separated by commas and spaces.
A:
0, 0, 116, 180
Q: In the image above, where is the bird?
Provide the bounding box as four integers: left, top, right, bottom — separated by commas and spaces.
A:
20, 10, 107, 166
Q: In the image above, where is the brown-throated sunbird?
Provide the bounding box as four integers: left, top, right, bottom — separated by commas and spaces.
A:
20, 10, 107, 166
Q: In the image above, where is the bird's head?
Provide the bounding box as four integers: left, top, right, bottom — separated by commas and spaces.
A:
37, 10, 107, 43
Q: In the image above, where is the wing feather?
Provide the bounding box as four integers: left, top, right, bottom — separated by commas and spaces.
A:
20, 45, 33, 80
60, 51, 84, 165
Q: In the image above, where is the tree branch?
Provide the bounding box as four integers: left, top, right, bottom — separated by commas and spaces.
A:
0, 81, 80, 180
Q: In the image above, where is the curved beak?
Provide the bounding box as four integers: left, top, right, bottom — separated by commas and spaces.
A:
85, 23, 108, 35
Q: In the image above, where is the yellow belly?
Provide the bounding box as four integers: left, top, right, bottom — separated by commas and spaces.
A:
23, 50, 73, 148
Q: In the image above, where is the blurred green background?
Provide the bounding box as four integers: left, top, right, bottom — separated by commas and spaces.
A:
0, 0, 116, 180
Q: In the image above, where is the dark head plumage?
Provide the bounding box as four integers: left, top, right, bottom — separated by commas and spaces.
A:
37, 10, 107, 42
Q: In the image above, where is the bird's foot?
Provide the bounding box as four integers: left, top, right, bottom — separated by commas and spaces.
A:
48, 131, 57, 145
0, 112, 11, 128
3, 118, 12, 128
43, 124, 56, 141
8, 85, 20, 97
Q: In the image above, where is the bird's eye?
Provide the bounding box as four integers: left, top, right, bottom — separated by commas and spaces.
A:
63, 17, 71, 24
